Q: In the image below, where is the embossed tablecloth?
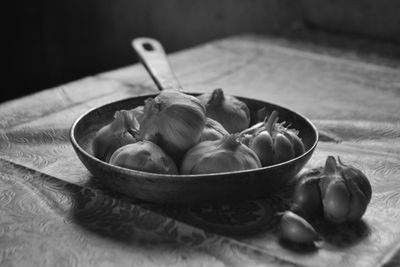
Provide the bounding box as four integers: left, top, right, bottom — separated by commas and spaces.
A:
1, 35, 400, 267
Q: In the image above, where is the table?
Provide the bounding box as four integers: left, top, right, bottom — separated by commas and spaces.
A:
1, 34, 399, 267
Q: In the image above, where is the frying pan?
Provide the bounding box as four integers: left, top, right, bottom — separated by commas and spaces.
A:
69, 38, 319, 204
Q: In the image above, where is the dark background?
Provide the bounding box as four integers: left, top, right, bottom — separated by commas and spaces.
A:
5, 0, 400, 103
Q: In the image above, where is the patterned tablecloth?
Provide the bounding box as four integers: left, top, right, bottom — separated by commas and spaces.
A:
1, 35, 400, 267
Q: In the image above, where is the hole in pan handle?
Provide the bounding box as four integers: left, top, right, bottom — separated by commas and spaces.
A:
132, 37, 183, 92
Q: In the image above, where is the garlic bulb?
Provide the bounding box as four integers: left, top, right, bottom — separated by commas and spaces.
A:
109, 141, 178, 174
200, 118, 229, 142
139, 90, 206, 160
180, 134, 261, 174
290, 156, 372, 223
197, 88, 250, 133
240, 111, 305, 166
92, 110, 140, 162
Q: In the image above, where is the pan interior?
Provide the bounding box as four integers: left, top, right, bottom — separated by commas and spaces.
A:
73, 93, 317, 172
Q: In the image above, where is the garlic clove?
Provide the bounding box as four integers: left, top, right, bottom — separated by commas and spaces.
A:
319, 156, 342, 196
292, 176, 323, 218
249, 130, 274, 166
273, 133, 295, 164
284, 130, 305, 157
338, 158, 372, 202
322, 178, 351, 224
346, 179, 369, 221
280, 211, 319, 244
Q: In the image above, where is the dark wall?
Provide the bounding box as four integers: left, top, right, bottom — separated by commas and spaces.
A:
6, 0, 400, 103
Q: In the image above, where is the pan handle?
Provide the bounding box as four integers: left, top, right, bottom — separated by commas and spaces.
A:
132, 37, 183, 92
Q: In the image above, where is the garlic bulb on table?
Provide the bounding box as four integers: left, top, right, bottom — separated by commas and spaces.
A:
197, 88, 250, 133
92, 110, 140, 162
109, 141, 178, 174
180, 134, 261, 175
139, 90, 206, 160
290, 156, 372, 223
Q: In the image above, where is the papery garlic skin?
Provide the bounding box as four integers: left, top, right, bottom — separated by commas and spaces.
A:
131, 105, 145, 124
198, 88, 250, 133
92, 110, 140, 162
240, 134, 253, 147
180, 135, 261, 174
139, 90, 206, 160
200, 118, 229, 142
109, 141, 178, 174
